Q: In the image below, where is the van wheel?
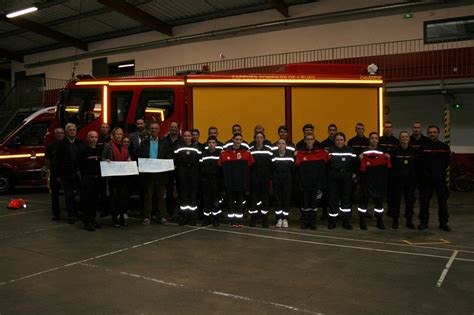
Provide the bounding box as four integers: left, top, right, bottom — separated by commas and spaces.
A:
0, 173, 13, 194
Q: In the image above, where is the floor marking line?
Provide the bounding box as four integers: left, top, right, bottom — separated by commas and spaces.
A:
402, 239, 451, 245
204, 228, 468, 261
246, 226, 474, 254
81, 262, 322, 314
0, 227, 203, 286
436, 250, 458, 288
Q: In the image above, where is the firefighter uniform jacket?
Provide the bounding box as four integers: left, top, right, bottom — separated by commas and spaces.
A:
390, 145, 418, 181
327, 146, 356, 174
272, 150, 295, 181
410, 134, 430, 150
204, 140, 224, 151
295, 147, 329, 190
250, 145, 273, 179
418, 140, 451, 182
296, 138, 321, 151
199, 148, 221, 177
173, 143, 202, 169
348, 136, 370, 156
218, 147, 255, 191
379, 135, 400, 155
360, 147, 391, 198
321, 137, 335, 150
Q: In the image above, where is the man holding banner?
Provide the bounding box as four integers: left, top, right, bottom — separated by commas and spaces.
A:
138, 122, 173, 225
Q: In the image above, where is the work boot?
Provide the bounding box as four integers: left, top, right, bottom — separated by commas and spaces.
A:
439, 224, 451, 232
376, 214, 386, 230
392, 218, 399, 229
300, 211, 309, 229
342, 214, 353, 230
213, 216, 220, 227
309, 211, 317, 230
262, 215, 269, 228
189, 213, 197, 226
406, 218, 415, 229
359, 214, 367, 230
249, 215, 257, 227
178, 212, 186, 226
328, 218, 336, 230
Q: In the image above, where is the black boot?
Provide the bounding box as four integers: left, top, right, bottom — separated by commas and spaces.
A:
213, 215, 220, 227
406, 218, 415, 229
359, 214, 367, 230
262, 214, 269, 228
392, 218, 399, 229
342, 213, 353, 230
249, 214, 257, 227
309, 211, 317, 230
376, 214, 386, 230
178, 211, 186, 226
328, 217, 336, 229
300, 211, 309, 229
119, 214, 128, 226
189, 212, 197, 226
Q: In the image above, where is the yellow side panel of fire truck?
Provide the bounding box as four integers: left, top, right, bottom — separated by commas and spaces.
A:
291, 87, 379, 141
193, 87, 286, 142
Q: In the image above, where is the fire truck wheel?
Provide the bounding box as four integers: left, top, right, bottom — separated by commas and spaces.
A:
0, 173, 13, 194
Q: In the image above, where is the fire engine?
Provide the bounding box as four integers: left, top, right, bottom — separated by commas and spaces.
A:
0, 63, 383, 193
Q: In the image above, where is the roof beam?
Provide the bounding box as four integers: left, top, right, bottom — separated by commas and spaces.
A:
0, 16, 88, 51
268, 0, 289, 17
97, 0, 172, 36
0, 48, 23, 63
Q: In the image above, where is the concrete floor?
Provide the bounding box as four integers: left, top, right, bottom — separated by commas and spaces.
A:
0, 189, 473, 315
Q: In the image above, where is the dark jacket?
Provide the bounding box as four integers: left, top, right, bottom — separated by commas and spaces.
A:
138, 137, 172, 160
418, 140, 451, 182
55, 137, 85, 177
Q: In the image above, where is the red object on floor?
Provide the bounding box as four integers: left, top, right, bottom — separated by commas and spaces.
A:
7, 199, 27, 209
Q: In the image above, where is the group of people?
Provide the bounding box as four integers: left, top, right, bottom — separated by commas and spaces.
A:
45, 119, 451, 232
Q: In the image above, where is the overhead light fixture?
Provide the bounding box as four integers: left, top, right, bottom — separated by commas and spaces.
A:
118, 63, 134, 68
6, 6, 38, 18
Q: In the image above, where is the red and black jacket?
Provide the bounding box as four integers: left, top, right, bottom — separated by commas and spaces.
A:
218, 147, 255, 192
295, 147, 329, 190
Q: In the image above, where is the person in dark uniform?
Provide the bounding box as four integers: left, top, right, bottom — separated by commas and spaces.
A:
200, 136, 223, 227
207, 126, 224, 149
418, 125, 451, 231
348, 122, 371, 217
379, 121, 400, 218
271, 125, 295, 152
327, 132, 356, 230
296, 124, 321, 150
390, 131, 417, 229
358, 132, 391, 230
191, 128, 205, 151
223, 124, 250, 150
249, 124, 272, 148
319, 124, 338, 221
45, 127, 65, 221
249, 132, 273, 227
55, 123, 85, 224
410, 122, 430, 149
174, 130, 202, 226
138, 122, 172, 225
218, 133, 255, 227
164, 121, 182, 219
102, 127, 131, 228
79, 131, 102, 231
272, 138, 294, 228
295, 133, 329, 230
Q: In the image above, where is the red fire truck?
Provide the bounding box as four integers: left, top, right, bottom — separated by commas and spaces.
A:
0, 63, 384, 193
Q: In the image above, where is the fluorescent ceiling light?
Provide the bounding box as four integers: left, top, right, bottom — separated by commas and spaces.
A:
118, 63, 134, 68
6, 6, 38, 18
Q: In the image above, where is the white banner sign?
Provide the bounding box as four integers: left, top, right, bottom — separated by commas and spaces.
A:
100, 161, 138, 177
138, 158, 175, 173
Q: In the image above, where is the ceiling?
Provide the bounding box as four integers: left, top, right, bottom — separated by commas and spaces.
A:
0, 0, 316, 63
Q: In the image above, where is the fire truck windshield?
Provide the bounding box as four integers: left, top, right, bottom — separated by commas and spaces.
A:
62, 88, 102, 129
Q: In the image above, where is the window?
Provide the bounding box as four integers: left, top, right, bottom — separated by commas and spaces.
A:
12, 122, 50, 147
425, 16, 474, 43
62, 88, 102, 129
110, 91, 133, 128
136, 89, 174, 124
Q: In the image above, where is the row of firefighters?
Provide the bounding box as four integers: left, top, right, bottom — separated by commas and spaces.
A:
46, 120, 451, 232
